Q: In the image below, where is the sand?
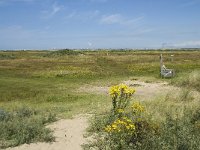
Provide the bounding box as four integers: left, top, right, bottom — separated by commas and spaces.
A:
78, 80, 178, 100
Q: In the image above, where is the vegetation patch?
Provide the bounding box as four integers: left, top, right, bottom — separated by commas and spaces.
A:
44, 49, 83, 57
0, 53, 16, 59
172, 70, 200, 92
0, 50, 200, 149
84, 84, 158, 149
84, 82, 200, 149
0, 107, 56, 149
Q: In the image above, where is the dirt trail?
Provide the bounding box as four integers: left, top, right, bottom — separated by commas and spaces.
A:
124, 80, 177, 100
78, 80, 178, 100
6, 80, 179, 150
6, 115, 89, 150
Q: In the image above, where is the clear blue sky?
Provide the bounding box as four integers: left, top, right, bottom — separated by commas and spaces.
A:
0, 0, 200, 49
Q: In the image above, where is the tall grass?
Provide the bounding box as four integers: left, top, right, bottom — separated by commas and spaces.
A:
172, 70, 200, 92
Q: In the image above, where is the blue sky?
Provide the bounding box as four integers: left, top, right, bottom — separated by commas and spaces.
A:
0, 0, 200, 49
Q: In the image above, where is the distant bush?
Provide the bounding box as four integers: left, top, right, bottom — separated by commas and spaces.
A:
0, 53, 16, 59
44, 49, 83, 57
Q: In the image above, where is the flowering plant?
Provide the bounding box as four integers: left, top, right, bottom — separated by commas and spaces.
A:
104, 84, 155, 149
109, 84, 135, 113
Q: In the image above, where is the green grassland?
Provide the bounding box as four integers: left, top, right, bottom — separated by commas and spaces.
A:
0, 49, 200, 149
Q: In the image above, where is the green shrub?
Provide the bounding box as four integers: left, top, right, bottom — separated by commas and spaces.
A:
0, 107, 56, 149
0, 53, 16, 59
16, 107, 37, 118
191, 109, 200, 124
44, 49, 82, 57
0, 109, 11, 121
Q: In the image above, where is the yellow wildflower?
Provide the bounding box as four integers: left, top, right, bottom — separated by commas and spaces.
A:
123, 87, 135, 96
131, 102, 145, 113
105, 125, 112, 132
109, 83, 135, 100
109, 85, 120, 97
129, 124, 135, 129
124, 88, 130, 94
117, 109, 124, 113
105, 117, 136, 134
119, 83, 128, 90
126, 118, 132, 123
129, 88, 135, 94
111, 124, 117, 130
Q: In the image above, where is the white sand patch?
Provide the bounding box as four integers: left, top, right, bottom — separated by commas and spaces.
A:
77, 80, 178, 100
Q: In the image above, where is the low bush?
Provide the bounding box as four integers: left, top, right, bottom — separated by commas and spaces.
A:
0, 107, 56, 149
147, 109, 200, 150
44, 49, 82, 57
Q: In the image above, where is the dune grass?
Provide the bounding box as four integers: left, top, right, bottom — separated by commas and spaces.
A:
171, 70, 200, 92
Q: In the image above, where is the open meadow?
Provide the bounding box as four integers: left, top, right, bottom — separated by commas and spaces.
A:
0, 49, 200, 149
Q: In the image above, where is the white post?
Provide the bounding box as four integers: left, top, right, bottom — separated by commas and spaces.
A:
160, 54, 163, 68
160, 54, 163, 77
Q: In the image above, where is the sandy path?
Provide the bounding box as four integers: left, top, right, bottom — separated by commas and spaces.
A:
78, 80, 178, 100
124, 80, 177, 100
6, 115, 89, 150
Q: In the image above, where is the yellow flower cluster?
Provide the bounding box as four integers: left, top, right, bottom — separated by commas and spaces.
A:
117, 108, 124, 113
131, 102, 145, 113
109, 84, 135, 97
109, 85, 120, 97
105, 117, 135, 133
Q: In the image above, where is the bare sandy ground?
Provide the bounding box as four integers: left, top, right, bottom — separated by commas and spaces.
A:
78, 80, 178, 100
124, 80, 177, 100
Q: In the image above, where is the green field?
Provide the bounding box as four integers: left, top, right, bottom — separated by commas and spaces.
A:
0, 49, 200, 149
